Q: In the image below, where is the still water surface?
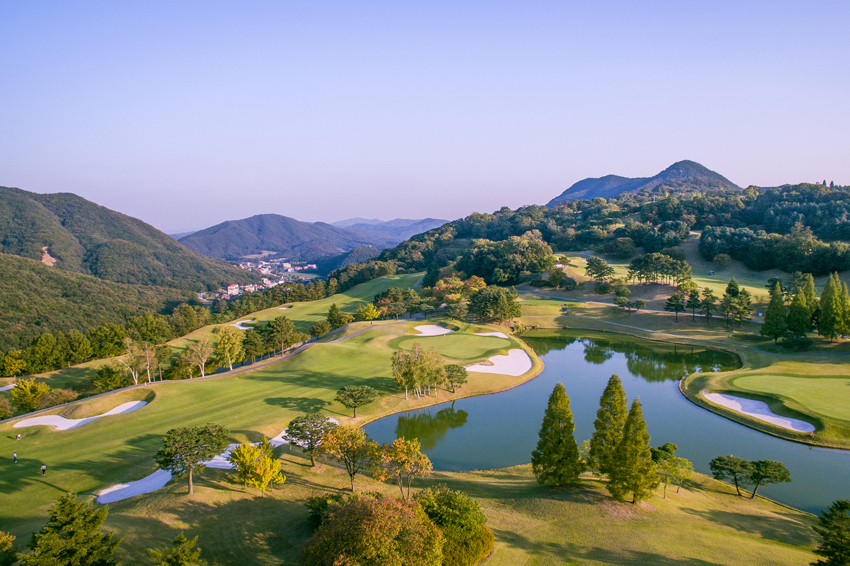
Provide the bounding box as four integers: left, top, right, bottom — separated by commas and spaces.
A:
363, 331, 850, 513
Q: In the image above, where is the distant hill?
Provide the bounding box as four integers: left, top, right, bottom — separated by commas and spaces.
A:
0, 186, 253, 290
168, 230, 197, 240
181, 215, 448, 261
547, 160, 740, 206
331, 218, 385, 228
315, 245, 382, 275
0, 252, 193, 352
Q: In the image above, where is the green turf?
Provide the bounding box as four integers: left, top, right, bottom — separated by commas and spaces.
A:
733, 374, 850, 427
390, 334, 512, 360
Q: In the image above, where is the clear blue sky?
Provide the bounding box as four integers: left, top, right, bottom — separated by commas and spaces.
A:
1, 1, 848, 232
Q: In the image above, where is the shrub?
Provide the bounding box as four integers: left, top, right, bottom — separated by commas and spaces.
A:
604, 237, 636, 259
661, 246, 686, 261
300, 496, 443, 566
414, 485, 492, 566
713, 253, 731, 269
304, 493, 347, 529
780, 332, 813, 351
595, 282, 613, 295
37, 388, 79, 410
529, 278, 550, 288
558, 277, 577, 291
0, 398, 12, 420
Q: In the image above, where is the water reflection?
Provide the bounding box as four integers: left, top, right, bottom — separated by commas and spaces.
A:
395, 404, 469, 450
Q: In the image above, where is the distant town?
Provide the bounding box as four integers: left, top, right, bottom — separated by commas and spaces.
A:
204, 258, 319, 301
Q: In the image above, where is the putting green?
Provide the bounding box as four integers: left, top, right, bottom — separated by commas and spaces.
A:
733, 374, 850, 427
390, 333, 513, 361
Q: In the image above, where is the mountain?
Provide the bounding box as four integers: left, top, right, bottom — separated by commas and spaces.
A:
343, 218, 449, 243
331, 218, 385, 228
168, 230, 197, 240
546, 160, 740, 206
180, 215, 449, 261
314, 245, 382, 275
0, 252, 194, 352
0, 186, 253, 291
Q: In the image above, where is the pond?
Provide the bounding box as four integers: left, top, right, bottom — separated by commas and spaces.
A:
363, 330, 850, 514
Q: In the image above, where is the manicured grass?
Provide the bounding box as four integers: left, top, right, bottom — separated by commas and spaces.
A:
391, 334, 512, 360
734, 373, 850, 427
0, 318, 540, 543
99, 454, 817, 565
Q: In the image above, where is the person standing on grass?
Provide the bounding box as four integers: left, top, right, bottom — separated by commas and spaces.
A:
13, 452, 17, 463
16, 434, 21, 441
41, 464, 46, 475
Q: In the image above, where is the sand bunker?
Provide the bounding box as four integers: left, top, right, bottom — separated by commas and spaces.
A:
14, 401, 147, 431
0, 384, 15, 392
278, 306, 291, 310
704, 393, 815, 433
230, 319, 255, 330
414, 325, 454, 336
474, 331, 510, 339
97, 469, 172, 504
466, 349, 533, 377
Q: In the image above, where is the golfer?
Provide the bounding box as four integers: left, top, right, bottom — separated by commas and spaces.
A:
41, 464, 46, 476
13, 452, 17, 463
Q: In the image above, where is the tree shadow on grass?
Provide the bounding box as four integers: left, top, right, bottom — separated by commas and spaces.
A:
679, 507, 817, 547
264, 397, 331, 414
490, 528, 728, 566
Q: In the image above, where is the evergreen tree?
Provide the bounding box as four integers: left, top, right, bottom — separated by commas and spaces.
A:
803, 273, 818, 320
841, 283, 850, 338
787, 291, 811, 334
664, 292, 686, 321
589, 374, 628, 476
819, 274, 842, 340
531, 382, 584, 486
19, 493, 121, 566
812, 499, 850, 566
686, 290, 701, 321
149, 533, 206, 566
734, 288, 753, 327
607, 399, 658, 503
700, 288, 718, 326
761, 281, 788, 343
725, 278, 740, 298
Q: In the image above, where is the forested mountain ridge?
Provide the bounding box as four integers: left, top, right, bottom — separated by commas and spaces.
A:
180, 214, 447, 261
546, 160, 740, 205
0, 252, 193, 352
0, 186, 253, 290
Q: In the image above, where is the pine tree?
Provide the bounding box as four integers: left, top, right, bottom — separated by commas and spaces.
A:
803, 273, 818, 318
760, 281, 788, 343
700, 288, 718, 326
686, 290, 701, 321
725, 278, 740, 298
812, 499, 850, 566
787, 291, 811, 334
19, 493, 121, 566
589, 375, 628, 476
607, 399, 659, 503
531, 382, 584, 486
840, 283, 850, 338
149, 533, 206, 566
819, 274, 842, 340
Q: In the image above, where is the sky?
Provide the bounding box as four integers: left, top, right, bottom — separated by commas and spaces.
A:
1, 2, 848, 233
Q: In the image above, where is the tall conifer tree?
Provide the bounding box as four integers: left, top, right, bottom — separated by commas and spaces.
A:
607, 399, 659, 503
803, 274, 818, 316
531, 382, 584, 486
761, 281, 787, 343
840, 283, 850, 338
819, 274, 842, 340
786, 291, 811, 334
589, 375, 628, 476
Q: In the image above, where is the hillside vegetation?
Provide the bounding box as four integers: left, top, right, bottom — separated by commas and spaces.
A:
0, 186, 253, 290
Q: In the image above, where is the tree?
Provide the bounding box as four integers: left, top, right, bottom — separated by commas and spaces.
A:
154, 424, 230, 495
285, 414, 337, 466
185, 337, 214, 378
720, 293, 737, 328
86, 323, 127, 359
65, 330, 93, 365
392, 343, 443, 400
213, 326, 243, 371
709, 455, 753, 497
226, 439, 285, 496
725, 278, 741, 298
585, 256, 615, 282
700, 287, 718, 325
531, 383, 584, 486
655, 451, 693, 499
664, 292, 686, 321
269, 316, 305, 354
89, 363, 129, 393
373, 438, 433, 500
749, 459, 791, 498
761, 281, 788, 343
803, 273, 818, 320
608, 399, 658, 503
445, 302, 468, 320
356, 303, 381, 324
589, 374, 628, 476
686, 290, 701, 321
1, 351, 26, 378
316, 425, 378, 492
713, 253, 731, 269
11, 377, 50, 413
0, 531, 15, 566
734, 288, 752, 327
300, 496, 444, 566
467, 286, 521, 322
443, 364, 468, 392
812, 500, 850, 566
335, 385, 379, 418
415, 485, 493, 566
787, 290, 811, 334
18, 493, 121, 566
0, 398, 11, 420
309, 320, 331, 339
242, 329, 266, 362
327, 303, 345, 329
154, 345, 171, 381
148, 533, 206, 566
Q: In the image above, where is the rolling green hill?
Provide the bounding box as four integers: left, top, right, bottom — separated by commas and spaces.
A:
0, 252, 193, 352
546, 160, 740, 205
0, 186, 254, 290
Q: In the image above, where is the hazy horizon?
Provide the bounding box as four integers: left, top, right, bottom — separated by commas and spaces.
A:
2, 1, 848, 233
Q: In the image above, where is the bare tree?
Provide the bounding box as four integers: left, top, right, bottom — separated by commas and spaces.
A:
186, 337, 214, 378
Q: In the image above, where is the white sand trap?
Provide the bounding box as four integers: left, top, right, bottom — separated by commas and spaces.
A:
704, 393, 815, 433
474, 331, 510, 339
230, 319, 255, 330
14, 401, 147, 431
278, 306, 291, 310
466, 349, 533, 377
0, 384, 15, 392
97, 469, 172, 504
414, 325, 454, 336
